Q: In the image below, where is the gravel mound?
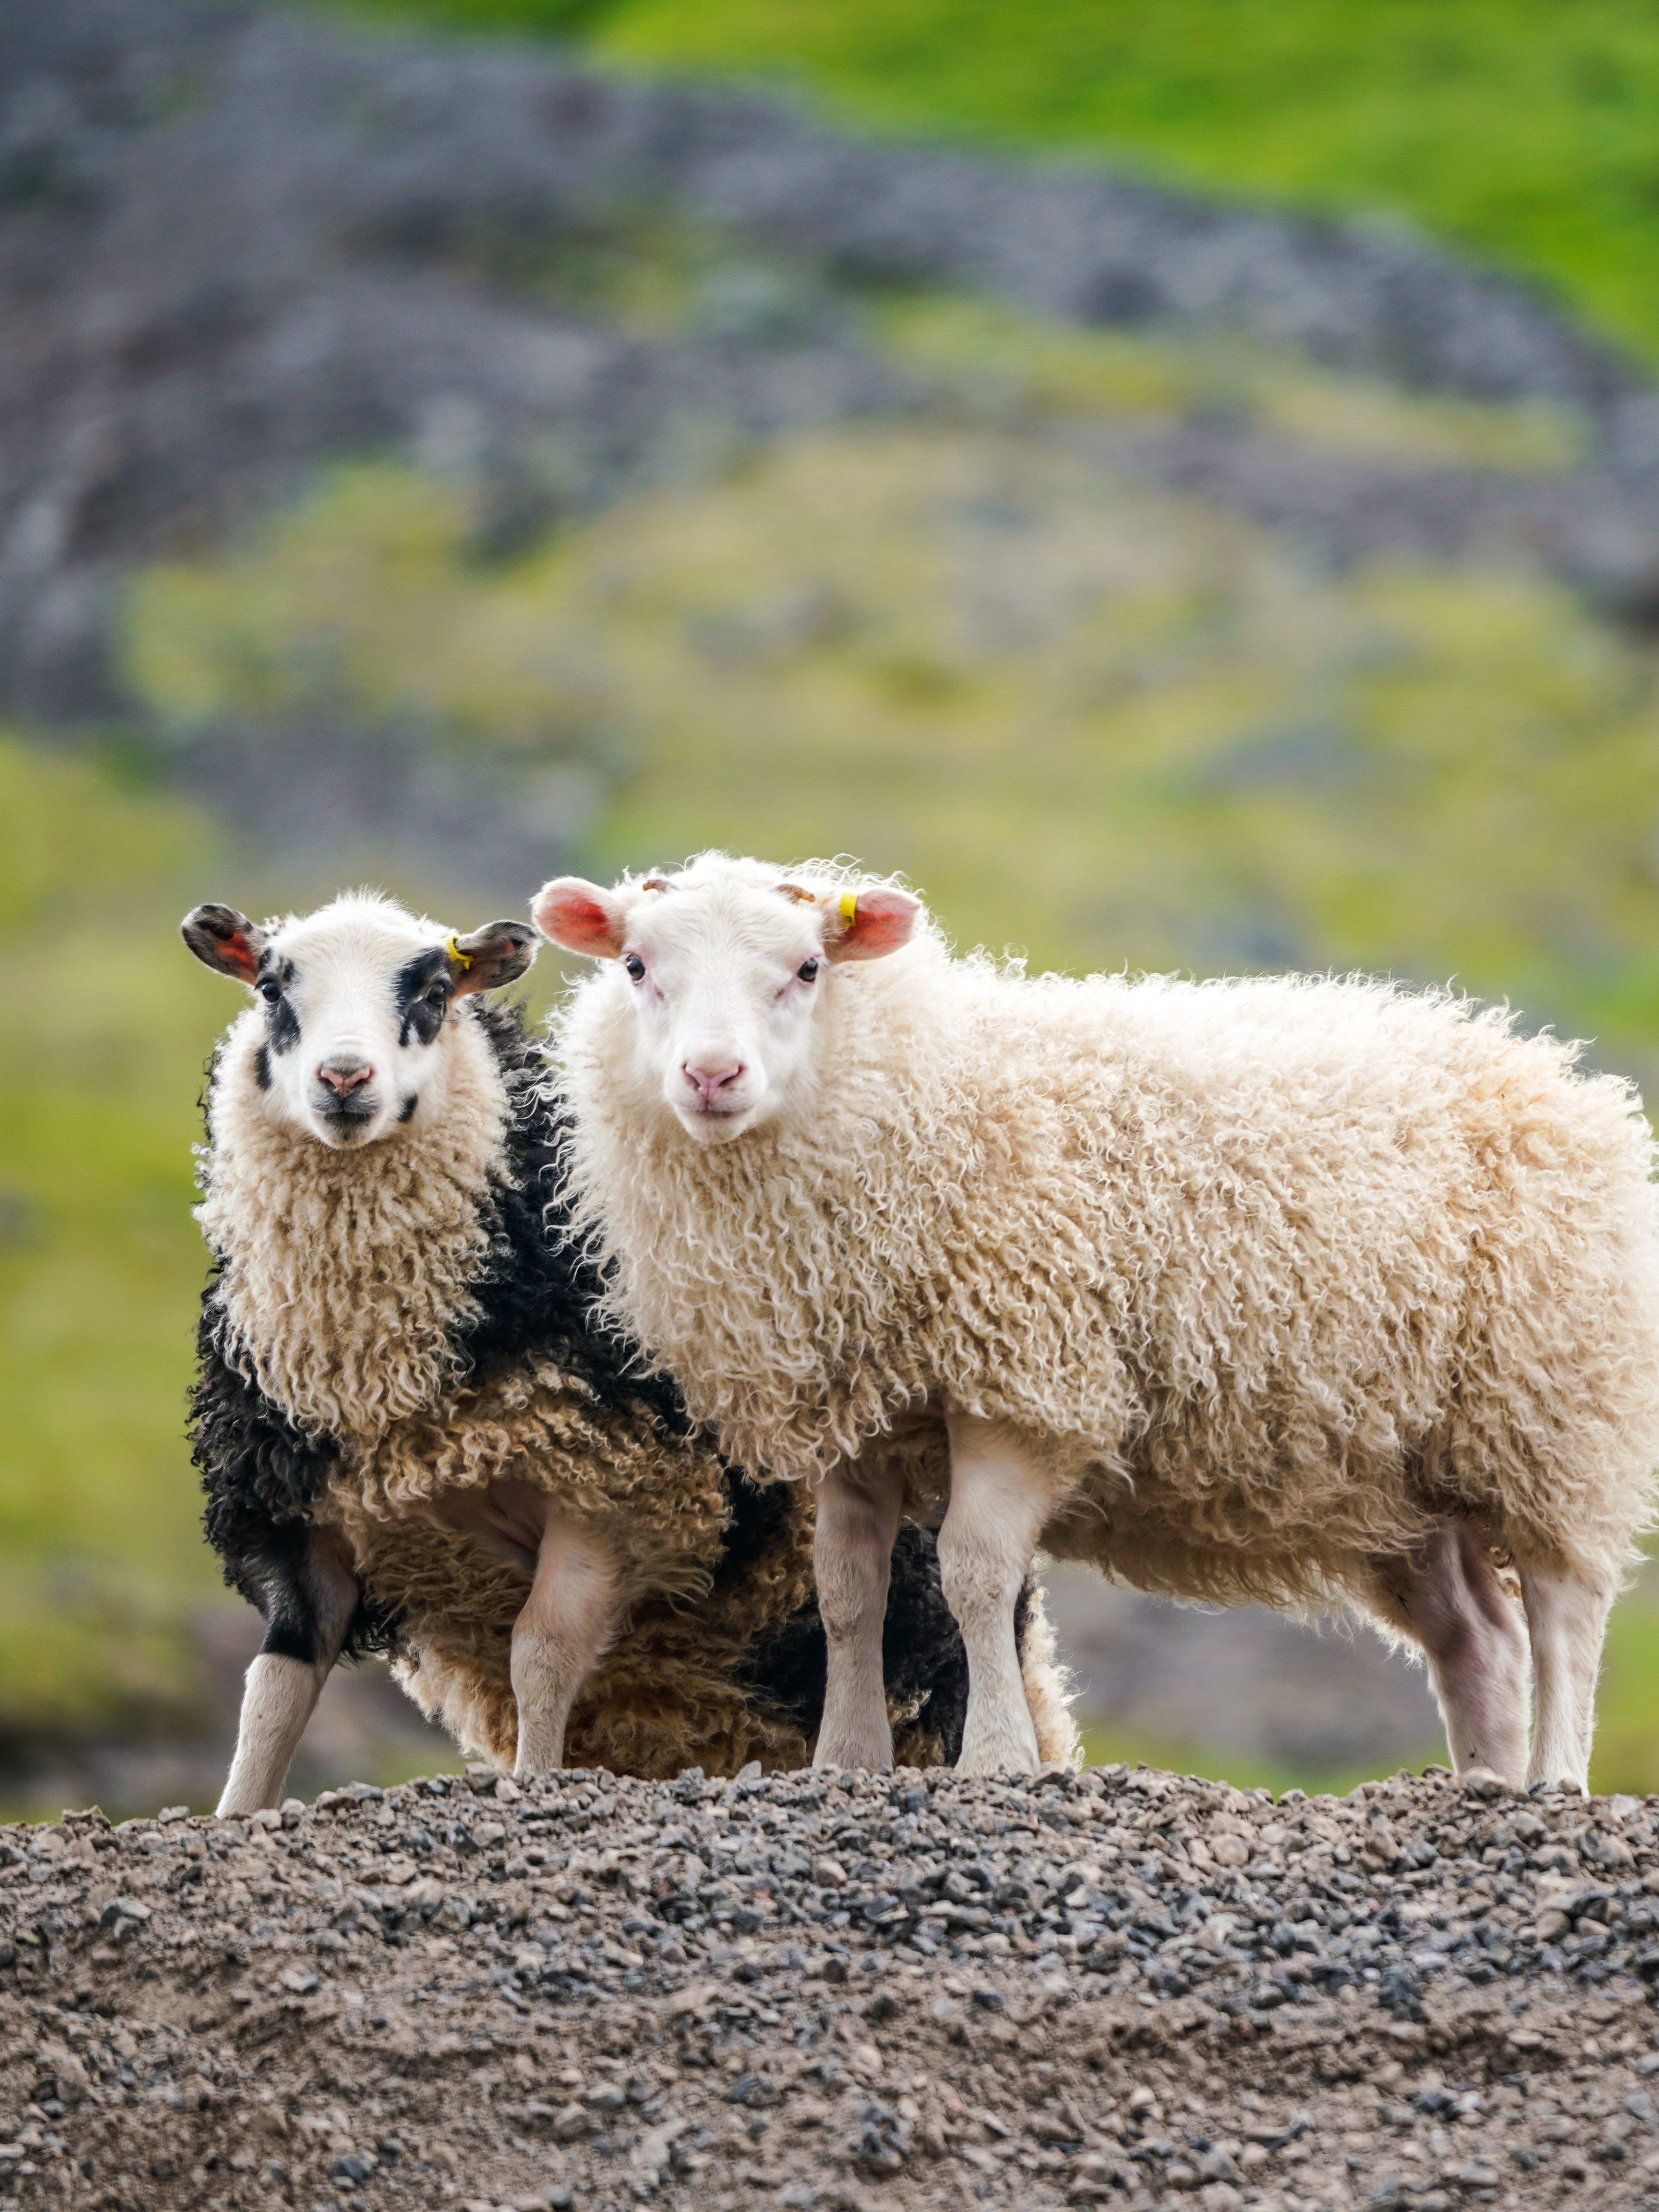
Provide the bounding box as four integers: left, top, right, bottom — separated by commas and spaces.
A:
6, 1764, 1659, 2210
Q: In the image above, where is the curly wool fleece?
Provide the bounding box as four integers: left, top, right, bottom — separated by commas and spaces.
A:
197, 998, 794, 1774
556, 859, 1659, 1608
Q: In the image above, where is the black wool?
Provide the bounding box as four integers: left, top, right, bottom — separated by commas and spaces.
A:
454, 1001, 686, 1432
739, 1522, 982, 1766
192, 1290, 394, 1659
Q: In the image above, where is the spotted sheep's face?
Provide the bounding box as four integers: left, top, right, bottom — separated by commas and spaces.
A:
534, 859, 918, 1144
181, 895, 537, 1149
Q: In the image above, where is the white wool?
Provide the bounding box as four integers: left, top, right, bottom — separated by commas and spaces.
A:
556, 857, 1659, 1603
198, 1001, 505, 1442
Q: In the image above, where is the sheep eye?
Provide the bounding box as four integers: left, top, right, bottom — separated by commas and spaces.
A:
623, 953, 646, 982
797, 959, 820, 984
257, 978, 282, 1004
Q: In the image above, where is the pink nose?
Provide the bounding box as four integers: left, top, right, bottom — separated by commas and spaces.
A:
318, 1060, 374, 1097
682, 1059, 744, 1105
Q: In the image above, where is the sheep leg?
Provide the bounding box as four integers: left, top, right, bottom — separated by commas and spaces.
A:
218, 1529, 359, 1817
940, 1416, 1059, 1775
812, 1454, 906, 1771
511, 1517, 620, 1779
1364, 1522, 1531, 1786
1519, 1557, 1617, 1794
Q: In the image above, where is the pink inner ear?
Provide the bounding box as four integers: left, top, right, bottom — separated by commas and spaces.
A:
833, 887, 919, 963
532, 880, 624, 957
221, 931, 260, 984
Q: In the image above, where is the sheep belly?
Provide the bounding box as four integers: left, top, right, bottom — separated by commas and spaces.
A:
320, 1363, 824, 1778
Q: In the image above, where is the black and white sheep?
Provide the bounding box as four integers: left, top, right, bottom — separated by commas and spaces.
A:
181, 890, 1070, 1813
538, 853, 1659, 1790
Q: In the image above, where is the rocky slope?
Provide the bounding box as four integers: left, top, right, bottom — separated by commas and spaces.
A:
4, 1761, 1659, 2209
7, 0, 1659, 741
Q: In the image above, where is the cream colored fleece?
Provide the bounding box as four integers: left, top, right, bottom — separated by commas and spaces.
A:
559, 880, 1659, 1606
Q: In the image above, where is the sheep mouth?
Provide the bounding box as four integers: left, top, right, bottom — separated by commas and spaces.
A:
313, 1101, 381, 1143
675, 1099, 755, 1138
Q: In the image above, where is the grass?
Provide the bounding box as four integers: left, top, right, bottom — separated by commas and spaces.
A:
0, 737, 225, 1742
328, 0, 1659, 370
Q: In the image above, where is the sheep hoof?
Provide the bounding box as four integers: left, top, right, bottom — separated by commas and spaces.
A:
812, 1735, 894, 1774
955, 1737, 1041, 1777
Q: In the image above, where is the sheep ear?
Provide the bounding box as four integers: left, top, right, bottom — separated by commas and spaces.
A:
181, 903, 266, 985
824, 886, 919, 964
448, 921, 537, 997
532, 876, 628, 959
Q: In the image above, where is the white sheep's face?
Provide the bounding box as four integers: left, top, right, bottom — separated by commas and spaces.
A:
181, 893, 536, 1150
534, 857, 918, 1144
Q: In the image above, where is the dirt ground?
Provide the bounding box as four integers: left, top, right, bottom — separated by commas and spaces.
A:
4, 1761, 1659, 2212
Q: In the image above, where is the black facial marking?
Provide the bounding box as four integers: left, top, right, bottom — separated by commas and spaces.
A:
267, 994, 300, 1055
394, 947, 451, 1049
253, 1042, 271, 1091
256, 952, 302, 1055
397, 1093, 418, 1124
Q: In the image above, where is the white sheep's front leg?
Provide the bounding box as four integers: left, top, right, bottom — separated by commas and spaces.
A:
1363, 1521, 1531, 1788
939, 1416, 1062, 1776
511, 1517, 620, 1779
1520, 1556, 1618, 1794
218, 1531, 359, 1818
812, 1453, 906, 1771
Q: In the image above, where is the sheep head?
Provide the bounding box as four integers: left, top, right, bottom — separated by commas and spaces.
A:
533, 854, 918, 1144
181, 892, 535, 1148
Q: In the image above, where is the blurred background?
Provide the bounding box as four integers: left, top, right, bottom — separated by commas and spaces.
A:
7, 0, 1659, 1816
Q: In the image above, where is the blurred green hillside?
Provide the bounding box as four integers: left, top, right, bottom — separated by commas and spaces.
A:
131, 398, 1659, 1084
335, 0, 1659, 367
0, 740, 222, 1750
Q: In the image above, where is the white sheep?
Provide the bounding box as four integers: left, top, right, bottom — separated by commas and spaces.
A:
537, 853, 1659, 1790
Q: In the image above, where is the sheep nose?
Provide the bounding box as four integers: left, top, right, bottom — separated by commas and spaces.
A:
317, 1058, 374, 1097
682, 1059, 744, 1104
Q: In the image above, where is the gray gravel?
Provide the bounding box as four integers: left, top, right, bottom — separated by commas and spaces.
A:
6, 1762, 1659, 2209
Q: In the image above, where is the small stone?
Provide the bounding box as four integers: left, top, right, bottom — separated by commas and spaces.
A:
97, 1897, 151, 1931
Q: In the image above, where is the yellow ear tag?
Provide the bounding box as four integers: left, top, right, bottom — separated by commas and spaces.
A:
839, 890, 858, 926
447, 934, 474, 971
